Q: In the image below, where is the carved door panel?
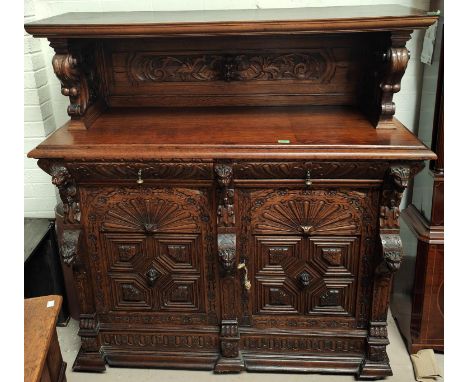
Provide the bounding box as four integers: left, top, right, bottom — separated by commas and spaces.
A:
239, 188, 376, 329
80, 186, 219, 325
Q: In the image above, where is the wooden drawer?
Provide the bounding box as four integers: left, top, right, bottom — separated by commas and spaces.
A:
65, 161, 214, 182
233, 161, 390, 180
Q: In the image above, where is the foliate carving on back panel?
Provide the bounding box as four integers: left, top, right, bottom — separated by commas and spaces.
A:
252, 190, 364, 235
128, 51, 335, 83
102, 198, 198, 233
129, 54, 224, 82
229, 52, 334, 81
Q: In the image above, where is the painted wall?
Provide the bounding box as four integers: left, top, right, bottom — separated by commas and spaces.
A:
24, 0, 431, 217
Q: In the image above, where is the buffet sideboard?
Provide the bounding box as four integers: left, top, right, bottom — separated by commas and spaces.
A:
25, 6, 437, 379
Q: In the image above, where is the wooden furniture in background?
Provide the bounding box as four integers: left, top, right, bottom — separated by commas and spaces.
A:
25, 6, 437, 379
24, 218, 70, 325
24, 295, 67, 382
392, 8, 444, 353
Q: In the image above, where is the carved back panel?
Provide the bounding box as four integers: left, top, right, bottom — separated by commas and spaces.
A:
100, 35, 366, 107
80, 186, 219, 324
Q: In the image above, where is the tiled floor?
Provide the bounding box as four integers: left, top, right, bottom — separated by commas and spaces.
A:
57, 312, 443, 382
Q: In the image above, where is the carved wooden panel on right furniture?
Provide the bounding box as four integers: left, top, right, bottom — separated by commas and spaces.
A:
391, 1, 443, 353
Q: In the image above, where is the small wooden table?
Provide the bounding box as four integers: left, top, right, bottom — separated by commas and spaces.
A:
24, 295, 67, 382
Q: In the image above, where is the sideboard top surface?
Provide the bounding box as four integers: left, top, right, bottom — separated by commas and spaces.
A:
24, 5, 436, 37
28, 106, 435, 161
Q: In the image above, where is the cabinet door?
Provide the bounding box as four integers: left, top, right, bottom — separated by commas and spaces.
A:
238, 188, 378, 329
80, 186, 219, 326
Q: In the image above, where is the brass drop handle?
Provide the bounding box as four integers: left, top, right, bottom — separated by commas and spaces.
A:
305, 170, 312, 187
137, 169, 144, 185
237, 261, 251, 291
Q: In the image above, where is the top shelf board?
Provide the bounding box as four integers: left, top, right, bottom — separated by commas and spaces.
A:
24, 5, 437, 38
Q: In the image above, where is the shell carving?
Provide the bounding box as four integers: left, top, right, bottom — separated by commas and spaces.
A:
255, 199, 359, 235
103, 198, 198, 233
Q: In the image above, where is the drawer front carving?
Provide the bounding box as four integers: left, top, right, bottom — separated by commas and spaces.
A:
66, 161, 213, 182
104, 36, 363, 107
234, 161, 389, 180
81, 186, 218, 323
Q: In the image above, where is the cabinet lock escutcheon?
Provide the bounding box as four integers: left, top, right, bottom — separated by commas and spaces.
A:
137, 169, 144, 184
305, 170, 312, 187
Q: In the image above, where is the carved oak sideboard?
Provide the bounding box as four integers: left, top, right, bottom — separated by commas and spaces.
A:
25, 6, 437, 380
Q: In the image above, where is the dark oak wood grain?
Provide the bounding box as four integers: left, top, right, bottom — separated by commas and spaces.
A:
25, 7, 436, 379
28, 106, 435, 160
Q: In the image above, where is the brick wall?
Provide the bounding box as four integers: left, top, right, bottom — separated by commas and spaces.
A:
24, 0, 58, 218
24, 0, 431, 217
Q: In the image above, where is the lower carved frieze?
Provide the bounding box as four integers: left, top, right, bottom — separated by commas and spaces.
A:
101, 332, 219, 350
241, 336, 365, 353
99, 313, 211, 325
252, 317, 356, 329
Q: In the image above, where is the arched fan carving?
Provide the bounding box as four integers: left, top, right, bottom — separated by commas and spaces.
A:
256, 199, 359, 235
102, 198, 198, 233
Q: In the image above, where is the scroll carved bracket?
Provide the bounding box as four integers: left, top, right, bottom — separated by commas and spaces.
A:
371, 31, 412, 129
38, 160, 81, 224
49, 38, 99, 129
378, 47, 410, 124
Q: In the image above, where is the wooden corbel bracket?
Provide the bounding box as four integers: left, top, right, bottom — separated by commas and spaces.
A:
49, 39, 104, 130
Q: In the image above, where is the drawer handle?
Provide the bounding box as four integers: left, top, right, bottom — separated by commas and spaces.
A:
137, 169, 144, 185
305, 170, 312, 187
145, 267, 159, 286
298, 271, 311, 288
237, 261, 251, 291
